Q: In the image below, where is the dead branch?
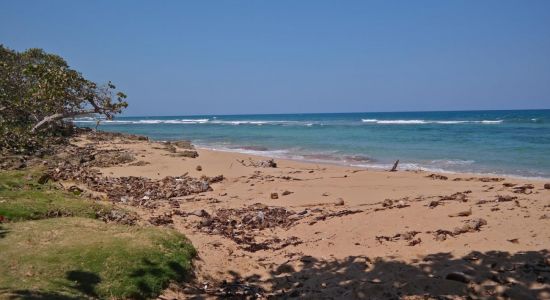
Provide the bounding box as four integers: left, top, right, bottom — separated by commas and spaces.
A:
389, 160, 399, 172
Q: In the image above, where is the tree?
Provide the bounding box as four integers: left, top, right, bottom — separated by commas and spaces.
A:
0, 45, 127, 153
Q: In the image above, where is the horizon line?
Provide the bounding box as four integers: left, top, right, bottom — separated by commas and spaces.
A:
120, 108, 550, 118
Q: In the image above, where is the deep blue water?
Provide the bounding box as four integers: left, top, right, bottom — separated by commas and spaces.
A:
75, 110, 550, 178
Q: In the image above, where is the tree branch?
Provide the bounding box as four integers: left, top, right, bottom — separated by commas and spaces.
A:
30, 109, 97, 133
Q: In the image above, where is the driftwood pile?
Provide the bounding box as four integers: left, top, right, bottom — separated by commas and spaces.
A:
48, 161, 222, 207
191, 203, 302, 252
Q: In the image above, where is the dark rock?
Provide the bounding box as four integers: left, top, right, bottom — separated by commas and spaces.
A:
271, 192, 279, 199
196, 165, 202, 171
173, 140, 194, 149
181, 150, 199, 158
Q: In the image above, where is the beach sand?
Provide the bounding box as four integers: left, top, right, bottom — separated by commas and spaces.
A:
76, 134, 550, 299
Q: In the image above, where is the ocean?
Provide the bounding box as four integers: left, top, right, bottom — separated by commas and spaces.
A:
75, 110, 550, 179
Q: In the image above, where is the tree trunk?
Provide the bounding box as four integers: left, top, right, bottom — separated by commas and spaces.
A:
30, 110, 96, 133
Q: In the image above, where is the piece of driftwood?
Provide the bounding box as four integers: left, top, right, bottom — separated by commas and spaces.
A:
389, 160, 399, 172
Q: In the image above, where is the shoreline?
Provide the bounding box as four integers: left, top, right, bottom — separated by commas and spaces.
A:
74, 108, 550, 180
190, 143, 550, 182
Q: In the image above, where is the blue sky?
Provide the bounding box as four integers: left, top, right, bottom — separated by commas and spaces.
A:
1, 1, 549, 116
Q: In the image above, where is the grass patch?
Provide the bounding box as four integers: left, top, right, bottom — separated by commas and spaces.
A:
0, 217, 196, 299
0, 169, 107, 221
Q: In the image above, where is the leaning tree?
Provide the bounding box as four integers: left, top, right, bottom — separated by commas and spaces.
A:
0, 45, 127, 153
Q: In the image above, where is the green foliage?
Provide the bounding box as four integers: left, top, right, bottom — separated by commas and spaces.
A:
0, 169, 107, 221
0, 217, 196, 299
0, 45, 127, 153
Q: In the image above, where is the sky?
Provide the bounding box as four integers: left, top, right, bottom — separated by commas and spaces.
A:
1, 1, 550, 116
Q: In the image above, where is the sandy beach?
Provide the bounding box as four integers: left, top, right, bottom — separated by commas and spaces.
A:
66, 132, 550, 299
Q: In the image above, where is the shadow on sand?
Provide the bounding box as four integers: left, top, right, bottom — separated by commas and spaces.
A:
211, 250, 549, 299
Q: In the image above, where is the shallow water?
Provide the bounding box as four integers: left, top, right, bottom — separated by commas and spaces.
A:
75, 110, 550, 178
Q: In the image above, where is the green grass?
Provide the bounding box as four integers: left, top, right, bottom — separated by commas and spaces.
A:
0, 217, 196, 299
0, 170, 107, 221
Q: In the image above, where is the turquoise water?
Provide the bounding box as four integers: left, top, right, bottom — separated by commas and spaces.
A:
75, 110, 550, 178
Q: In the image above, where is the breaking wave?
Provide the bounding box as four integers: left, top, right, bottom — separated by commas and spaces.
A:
361, 119, 503, 124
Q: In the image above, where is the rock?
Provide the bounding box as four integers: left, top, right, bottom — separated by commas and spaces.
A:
322, 192, 329, 196
429, 201, 439, 208
545, 183, 550, 189
164, 143, 177, 153
173, 140, 194, 149
282, 190, 293, 196
448, 208, 472, 217
181, 150, 199, 158
200, 218, 212, 227
335, 198, 345, 206
496, 195, 517, 202
196, 165, 202, 171
446, 272, 471, 283
190, 209, 209, 217
435, 233, 447, 241
270, 192, 279, 199
382, 199, 393, 207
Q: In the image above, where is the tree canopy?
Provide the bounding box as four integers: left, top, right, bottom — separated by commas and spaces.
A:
0, 45, 127, 153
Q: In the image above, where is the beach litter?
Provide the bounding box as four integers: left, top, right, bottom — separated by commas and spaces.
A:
195, 203, 302, 252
